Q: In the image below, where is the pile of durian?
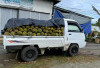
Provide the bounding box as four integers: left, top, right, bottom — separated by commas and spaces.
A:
4, 25, 64, 36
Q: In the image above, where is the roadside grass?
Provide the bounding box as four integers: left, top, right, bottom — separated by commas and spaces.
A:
13, 54, 99, 68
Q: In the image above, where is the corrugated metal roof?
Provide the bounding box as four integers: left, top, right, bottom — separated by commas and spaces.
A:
55, 6, 93, 19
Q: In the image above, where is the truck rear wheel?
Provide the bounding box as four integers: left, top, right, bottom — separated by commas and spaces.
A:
21, 46, 38, 62
67, 44, 79, 56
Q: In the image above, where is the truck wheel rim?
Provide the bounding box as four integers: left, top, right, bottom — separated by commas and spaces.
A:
26, 50, 36, 59
71, 47, 78, 54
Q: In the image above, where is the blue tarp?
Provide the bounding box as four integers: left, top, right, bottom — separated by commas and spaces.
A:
53, 9, 65, 18
80, 21, 91, 35
53, 9, 91, 35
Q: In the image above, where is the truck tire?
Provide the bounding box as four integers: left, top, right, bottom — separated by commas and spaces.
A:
21, 46, 38, 62
67, 44, 79, 56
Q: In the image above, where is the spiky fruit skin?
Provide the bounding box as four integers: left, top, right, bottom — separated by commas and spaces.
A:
4, 25, 64, 36
19, 28, 24, 32
38, 28, 42, 33
26, 26, 30, 29
33, 33, 36, 36
14, 29, 18, 33
37, 33, 41, 36
10, 32, 15, 35
44, 33, 47, 36
24, 28, 27, 32
28, 32, 33, 36
4, 32, 10, 35
6, 28, 12, 32
22, 26, 25, 28
17, 31, 22, 35
23, 31, 27, 36
33, 28, 37, 33
41, 32, 44, 36
15, 27, 19, 29
31, 25, 34, 29
55, 33, 59, 36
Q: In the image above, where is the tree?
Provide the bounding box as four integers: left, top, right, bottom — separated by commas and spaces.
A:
97, 18, 100, 29
92, 6, 100, 29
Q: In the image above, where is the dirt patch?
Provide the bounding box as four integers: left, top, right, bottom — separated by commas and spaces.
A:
11, 54, 100, 68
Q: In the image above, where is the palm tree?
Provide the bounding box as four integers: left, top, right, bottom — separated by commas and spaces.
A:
92, 6, 100, 29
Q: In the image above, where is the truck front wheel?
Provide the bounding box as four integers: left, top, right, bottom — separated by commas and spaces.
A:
67, 44, 79, 56
21, 46, 38, 62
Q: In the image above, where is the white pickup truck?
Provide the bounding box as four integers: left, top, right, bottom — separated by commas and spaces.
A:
3, 19, 86, 62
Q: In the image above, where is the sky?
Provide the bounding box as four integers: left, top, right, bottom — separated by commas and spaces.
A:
56, 0, 100, 24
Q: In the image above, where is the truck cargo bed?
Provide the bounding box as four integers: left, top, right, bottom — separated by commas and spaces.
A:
3, 36, 65, 49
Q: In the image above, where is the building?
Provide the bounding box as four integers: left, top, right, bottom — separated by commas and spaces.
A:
0, 0, 61, 36
54, 6, 93, 35
54, 6, 93, 24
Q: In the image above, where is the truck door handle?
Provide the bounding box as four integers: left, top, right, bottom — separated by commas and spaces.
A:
69, 34, 71, 35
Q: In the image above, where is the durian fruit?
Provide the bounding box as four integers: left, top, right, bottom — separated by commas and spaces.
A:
4, 32, 10, 35
41, 32, 44, 36
47, 27, 51, 30
61, 27, 64, 30
43, 29, 46, 33
37, 33, 41, 36
33, 28, 37, 33
38, 28, 42, 33
17, 31, 22, 35
35, 26, 38, 29
41, 26, 45, 29
23, 31, 27, 36
16, 27, 19, 29
47, 33, 51, 36
31, 25, 34, 29
61, 30, 64, 33
28, 28, 33, 31
44, 33, 47, 36
14, 29, 19, 33
22, 26, 25, 28
24, 28, 28, 32
50, 27, 54, 30
58, 34, 62, 36
6, 28, 12, 32
26, 26, 30, 29
19, 28, 23, 32
27, 32, 33, 36
33, 33, 36, 36
51, 33, 55, 36
57, 27, 60, 30
55, 33, 59, 36
58, 30, 62, 33
46, 30, 49, 33
10, 32, 15, 35
53, 30, 57, 33
49, 30, 52, 33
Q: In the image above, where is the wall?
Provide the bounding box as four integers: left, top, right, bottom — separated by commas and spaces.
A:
19, 10, 50, 20
0, 8, 17, 36
33, 0, 53, 18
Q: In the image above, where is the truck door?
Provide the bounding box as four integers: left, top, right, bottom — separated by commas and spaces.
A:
67, 21, 86, 48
